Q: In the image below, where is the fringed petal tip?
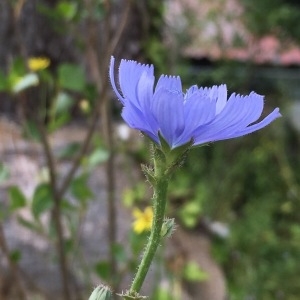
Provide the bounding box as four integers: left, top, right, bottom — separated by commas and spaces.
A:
120, 58, 154, 71
275, 107, 282, 118
109, 56, 125, 103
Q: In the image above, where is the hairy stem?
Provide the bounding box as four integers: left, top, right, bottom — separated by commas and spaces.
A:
129, 165, 169, 294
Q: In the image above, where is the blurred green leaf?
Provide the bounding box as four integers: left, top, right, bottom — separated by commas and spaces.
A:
70, 174, 93, 203
86, 148, 109, 168
179, 200, 202, 228
9, 250, 21, 263
12, 73, 39, 94
129, 230, 147, 257
61, 199, 76, 212
56, 1, 77, 20
58, 64, 85, 92
64, 238, 75, 254
53, 92, 73, 114
0, 71, 8, 91
17, 216, 42, 233
152, 287, 177, 300
57, 142, 81, 159
112, 243, 127, 263
94, 261, 110, 281
182, 261, 208, 282
0, 163, 9, 183
48, 113, 71, 132
32, 183, 53, 218
8, 186, 27, 210
122, 183, 146, 207
11, 57, 26, 76
23, 120, 41, 141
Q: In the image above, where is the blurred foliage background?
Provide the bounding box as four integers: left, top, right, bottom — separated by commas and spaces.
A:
0, 0, 299, 300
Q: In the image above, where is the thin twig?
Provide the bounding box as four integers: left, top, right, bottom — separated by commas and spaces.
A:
89, 0, 132, 294
103, 1, 132, 294
107, 0, 132, 58
57, 115, 98, 198
75, 0, 131, 289
0, 222, 27, 300
37, 121, 72, 300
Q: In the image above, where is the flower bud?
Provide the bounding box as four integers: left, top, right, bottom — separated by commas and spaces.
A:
160, 218, 176, 238
89, 284, 112, 300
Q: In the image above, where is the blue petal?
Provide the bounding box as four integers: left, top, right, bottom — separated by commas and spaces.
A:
109, 57, 125, 103
193, 93, 242, 143
122, 103, 159, 143
226, 108, 281, 139
119, 59, 154, 106
136, 72, 158, 135
185, 85, 198, 98
214, 84, 227, 114
193, 92, 280, 145
205, 92, 264, 139
174, 91, 216, 147
152, 88, 185, 147
137, 71, 155, 112
155, 75, 182, 94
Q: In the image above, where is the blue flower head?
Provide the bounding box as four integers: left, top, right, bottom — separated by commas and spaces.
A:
109, 57, 281, 149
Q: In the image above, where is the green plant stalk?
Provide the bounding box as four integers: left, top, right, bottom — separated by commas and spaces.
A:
129, 163, 169, 294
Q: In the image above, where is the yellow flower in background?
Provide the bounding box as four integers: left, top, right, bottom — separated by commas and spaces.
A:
132, 206, 153, 234
79, 99, 91, 113
28, 57, 50, 71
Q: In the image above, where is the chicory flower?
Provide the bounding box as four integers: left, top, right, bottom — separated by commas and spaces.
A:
109, 57, 281, 149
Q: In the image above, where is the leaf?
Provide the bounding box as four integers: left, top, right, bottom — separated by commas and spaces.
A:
70, 174, 93, 203
61, 199, 76, 212
56, 1, 77, 20
48, 113, 70, 132
17, 216, 42, 233
0, 71, 8, 91
152, 287, 175, 300
23, 120, 41, 141
52, 92, 73, 114
12, 73, 39, 94
122, 183, 146, 207
179, 200, 202, 228
182, 261, 209, 282
31, 183, 53, 218
86, 148, 109, 168
112, 243, 127, 263
57, 142, 80, 159
9, 250, 21, 263
58, 64, 85, 92
0, 163, 9, 183
8, 186, 27, 211
94, 261, 110, 281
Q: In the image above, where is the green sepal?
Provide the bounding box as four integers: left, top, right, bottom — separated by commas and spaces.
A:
158, 132, 171, 154
160, 218, 176, 238
141, 164, 156, 187
117, 290, 147, 299
165, 139, 194, 176
152, 144, 166, 166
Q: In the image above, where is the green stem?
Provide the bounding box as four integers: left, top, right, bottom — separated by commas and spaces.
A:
129, 173, 169, 294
